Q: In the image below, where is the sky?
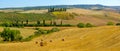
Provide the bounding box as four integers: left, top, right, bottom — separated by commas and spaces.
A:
0, 0, 120, 8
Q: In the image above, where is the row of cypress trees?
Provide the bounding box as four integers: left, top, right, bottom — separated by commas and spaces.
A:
2, 20, 65, 27
48, 8, 67, 12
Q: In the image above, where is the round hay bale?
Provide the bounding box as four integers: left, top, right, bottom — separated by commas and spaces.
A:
49, 40, 52, 42
35, 41, 38, 44
62, 39, 64, 41
40, 42, 43, 46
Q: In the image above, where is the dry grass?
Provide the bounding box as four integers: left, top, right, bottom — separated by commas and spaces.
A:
0, 26, 120, 51
65, 8, 120, 26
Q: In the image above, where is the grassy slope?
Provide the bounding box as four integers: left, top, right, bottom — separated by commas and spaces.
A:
65, 8, 120, 26
0, 26, 120, 51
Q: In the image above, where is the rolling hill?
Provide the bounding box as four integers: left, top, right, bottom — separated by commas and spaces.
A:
0, 8, 120, 26
0, 26, 120, 51
66, 8, 120, 25
0, 4, 120, 11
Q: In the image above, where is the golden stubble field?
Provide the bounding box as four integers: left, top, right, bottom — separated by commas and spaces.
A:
0, 26, 120, 51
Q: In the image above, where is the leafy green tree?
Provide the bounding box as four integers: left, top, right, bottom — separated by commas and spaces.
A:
51, 27, 60, 32
77, 23, 85, 28
2, 22, 13, 27
104, 13, 108, 17
0, 28, 22, 41
116, 23, 120, 26
86, 23, 93, 27
107, 22, 114, 25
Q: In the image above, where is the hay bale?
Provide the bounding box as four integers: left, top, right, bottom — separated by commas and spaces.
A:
40, 42, 43, 46
35, 41, 38, 44
39, 41, 47, 46
62, 39, 64, 41
49, 40, 52, 42
41, 39, 43, 41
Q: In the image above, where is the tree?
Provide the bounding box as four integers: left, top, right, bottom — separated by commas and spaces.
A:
51, 27, 60, 32
86, 23, 93, 27
37, 21, 40, 25
0, 28, 22, 41
53, 21, 56, 26
21, 21, 24, 24
48, 8, 54, 12
77, 23, 85, 28
116, 23, 120, 26
16, 21, 19, 24
107, 22, 114, 25
2, 22, 13, 27
104, 13, 108, 17
50, 20, 53, 25
63, 8, 67, 11
26, 20, 29, 24
43, 20, 46, 25
60, 20, 63, 25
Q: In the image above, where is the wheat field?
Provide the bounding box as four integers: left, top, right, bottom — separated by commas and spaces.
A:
0, 26, 120, 51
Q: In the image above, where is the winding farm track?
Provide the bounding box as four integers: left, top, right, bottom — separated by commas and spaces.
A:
0, 26, 120, 51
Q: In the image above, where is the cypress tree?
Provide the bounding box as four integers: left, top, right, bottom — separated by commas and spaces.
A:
16, 21, 19, 24
43, 20, 45, 25
60, 20, 63, 25
37, 20, 40, 25
26, 20, 28, 24
50, 20, 53, 26
21, 21, 24, 24
53, 21, 56, 26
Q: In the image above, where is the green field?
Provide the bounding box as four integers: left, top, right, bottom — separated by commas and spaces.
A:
0, 12, 55, 22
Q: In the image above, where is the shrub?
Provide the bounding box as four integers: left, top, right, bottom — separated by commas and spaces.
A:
2, 22, 13, 27
51, 27, 60, 32
34, 27, 60, 35
116, 23, 120, 26
23, 35, 34, 41
0, 28, 22, 41
34, 28, 44, 35
86, 23, 93, 27
34, 27, 40, 30
13, 23, 24, 28
77, 23, 85, 28
107, 22, 114, 25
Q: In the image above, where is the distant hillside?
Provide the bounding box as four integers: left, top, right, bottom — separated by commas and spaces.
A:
0, 8, 120, 26
0, 4, 120, 11
109, 6, 120, 11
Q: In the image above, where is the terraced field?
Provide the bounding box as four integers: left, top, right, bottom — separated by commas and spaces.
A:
0, 26, 120, 51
